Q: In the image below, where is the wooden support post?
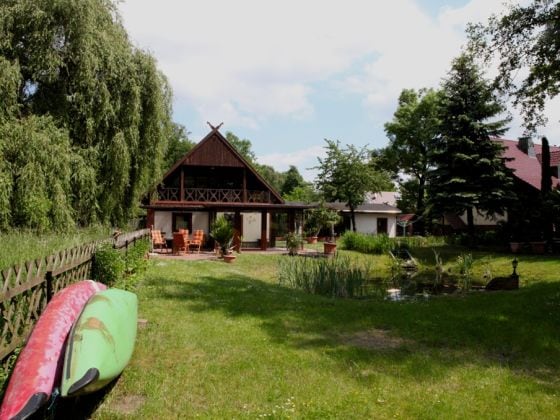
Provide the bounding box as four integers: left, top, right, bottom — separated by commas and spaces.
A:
234, 211, 242, 252
46, 271, 54, 303
288, 210, 296, 233
261, 210, 268, 250
147, 209, 155, 230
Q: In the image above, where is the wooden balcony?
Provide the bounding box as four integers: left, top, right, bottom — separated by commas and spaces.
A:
157, 187, 272, 204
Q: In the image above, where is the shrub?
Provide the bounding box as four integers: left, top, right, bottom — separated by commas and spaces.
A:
340, 232, 392, 254
278, 254, 371, 298
92, 243, 125, 287
124, 238, 150, 275
285, 232, 303, 255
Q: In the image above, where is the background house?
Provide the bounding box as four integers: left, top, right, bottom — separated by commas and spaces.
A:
327, 192, 401, 237
442, 137, 560, 234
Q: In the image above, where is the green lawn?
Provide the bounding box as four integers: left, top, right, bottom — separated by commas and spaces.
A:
87, 250, 560, 419
0, 226, 113, 270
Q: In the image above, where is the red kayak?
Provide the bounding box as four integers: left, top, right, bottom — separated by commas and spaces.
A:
0, 280, 106, 420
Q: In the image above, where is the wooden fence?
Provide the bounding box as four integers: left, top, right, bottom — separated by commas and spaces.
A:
0, 228, 150, 362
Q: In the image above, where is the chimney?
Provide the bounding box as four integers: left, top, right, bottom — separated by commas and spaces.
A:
518, 137, 536, 157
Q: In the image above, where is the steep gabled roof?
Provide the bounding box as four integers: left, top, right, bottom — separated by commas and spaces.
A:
161, 127, 284, 203
494, 138, 560, 190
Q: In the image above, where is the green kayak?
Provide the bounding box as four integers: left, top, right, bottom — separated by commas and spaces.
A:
61, 288, 138, 397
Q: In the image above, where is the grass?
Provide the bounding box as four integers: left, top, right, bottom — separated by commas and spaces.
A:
83, 249, 560, 419
0, 226, 113, 270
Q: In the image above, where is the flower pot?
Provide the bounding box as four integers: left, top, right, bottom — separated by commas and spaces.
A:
306, 236, 318, 244
530, 241, 546, 254
323, 242, 337, 255
509, 242, 522, 253
223, 254, 237, 263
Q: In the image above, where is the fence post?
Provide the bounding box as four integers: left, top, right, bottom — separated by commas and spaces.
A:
46, 271, 54, 303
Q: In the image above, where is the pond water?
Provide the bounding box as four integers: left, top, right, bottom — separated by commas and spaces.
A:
363, 272, 486, 301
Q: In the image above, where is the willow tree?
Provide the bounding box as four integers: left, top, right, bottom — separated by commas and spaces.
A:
0, 0, 172, 227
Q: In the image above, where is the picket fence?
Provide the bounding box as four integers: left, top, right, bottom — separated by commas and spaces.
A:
0, 228, 149, 362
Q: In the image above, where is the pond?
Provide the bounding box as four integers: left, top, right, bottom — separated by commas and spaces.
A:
363, 271, 487, 301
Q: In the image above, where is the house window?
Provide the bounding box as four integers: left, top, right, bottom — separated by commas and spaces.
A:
377, 218, 388, 235
172, 212, 192, 232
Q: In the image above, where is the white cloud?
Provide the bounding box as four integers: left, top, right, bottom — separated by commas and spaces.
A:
119, 0, 560, 140
258, 145, 326, 181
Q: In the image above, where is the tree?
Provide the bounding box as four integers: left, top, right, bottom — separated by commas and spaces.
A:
225, 131, 257, 163
0, 0, 173, 227
280, 166, 305, 196
383, 88, 441, 233
283, 184, 320, 203
314, 140, 386, 232
427, 54, 515, 243
468, 1, 560, 131
164, 123, 195, 170
541, 136, 554, 241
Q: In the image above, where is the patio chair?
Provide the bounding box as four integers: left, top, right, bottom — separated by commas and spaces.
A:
189, 230, 204, 254
151, 230, 168, 253
173, 231, 189, 255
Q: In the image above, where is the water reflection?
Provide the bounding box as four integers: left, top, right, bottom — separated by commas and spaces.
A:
363, 271, 483, 301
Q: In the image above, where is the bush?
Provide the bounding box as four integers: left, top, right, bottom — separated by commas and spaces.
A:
285, 232, 303, 255
340, 232, 393, 254
92, 243, 125, 287
92, 238, 149, 289
124, 238, 150, 276
278, 255, 371, 298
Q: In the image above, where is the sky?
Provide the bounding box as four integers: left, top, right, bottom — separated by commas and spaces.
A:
118, 0, 560, 180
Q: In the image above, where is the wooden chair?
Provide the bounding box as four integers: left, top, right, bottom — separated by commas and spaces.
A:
189, 230, 204, 254
151, 230, 168, 253
173, 231, 189, 255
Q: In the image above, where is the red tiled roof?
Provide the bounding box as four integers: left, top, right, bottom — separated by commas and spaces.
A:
551, 151, 560, 166
494, 138, 560, 190
398, 213, 416, 222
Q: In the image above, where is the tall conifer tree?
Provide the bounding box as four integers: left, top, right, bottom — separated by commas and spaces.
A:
428, 54, 515, 243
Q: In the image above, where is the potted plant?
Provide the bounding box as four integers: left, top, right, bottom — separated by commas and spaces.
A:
285, 232, 303, 256
210, 216, 235, 261
306, 204, 340, 253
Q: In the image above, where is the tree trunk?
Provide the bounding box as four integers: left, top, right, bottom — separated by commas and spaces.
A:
350, 207, 357, 232
466, 207, 475, 246
416, 176, 426, 235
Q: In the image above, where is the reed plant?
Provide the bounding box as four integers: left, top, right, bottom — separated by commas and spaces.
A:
456, 253, 474, 291
278, 254, 371, 298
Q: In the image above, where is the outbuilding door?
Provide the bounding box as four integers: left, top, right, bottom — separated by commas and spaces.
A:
377, 217, 388, 235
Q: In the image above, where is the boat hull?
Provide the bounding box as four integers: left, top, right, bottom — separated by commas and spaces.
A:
0, 280, 106, 420
61, 289, 138, 397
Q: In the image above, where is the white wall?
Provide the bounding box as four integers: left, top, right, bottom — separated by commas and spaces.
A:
242, 212, 262, 242
352, 213, 398, 238
354, 214, 376, 234
192, 212, 209, 233
215, 212, 270, 242
154, 211, 173, 239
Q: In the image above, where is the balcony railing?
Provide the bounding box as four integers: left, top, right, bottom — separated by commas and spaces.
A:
157, 188, 272, 204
